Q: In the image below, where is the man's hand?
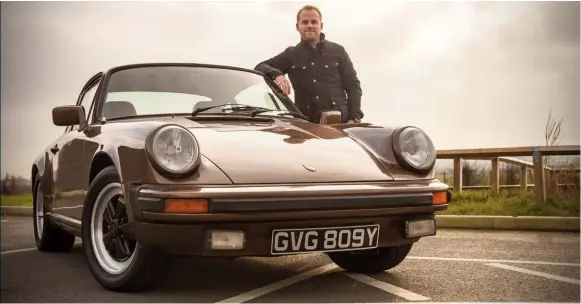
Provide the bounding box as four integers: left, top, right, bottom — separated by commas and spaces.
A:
274, 75, 291, 95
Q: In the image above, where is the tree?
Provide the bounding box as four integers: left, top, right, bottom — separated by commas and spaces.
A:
544, 108, 563, 168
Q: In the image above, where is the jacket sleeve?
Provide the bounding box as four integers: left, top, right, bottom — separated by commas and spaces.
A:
254, 46, 293, 80
338, 46, 363, 121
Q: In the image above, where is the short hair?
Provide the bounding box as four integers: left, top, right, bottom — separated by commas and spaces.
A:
296, 5, 322, 22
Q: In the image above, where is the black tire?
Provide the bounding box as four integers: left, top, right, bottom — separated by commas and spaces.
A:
33, 174, 76, 252
327, 244, 413, 273
81, 165, 172, 292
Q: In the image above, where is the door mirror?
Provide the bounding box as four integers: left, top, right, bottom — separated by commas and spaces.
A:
52, 105, 87, 129
319, 110, 342, 125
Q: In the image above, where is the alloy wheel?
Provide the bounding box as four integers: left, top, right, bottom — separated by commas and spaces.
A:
90, 182, 137, 275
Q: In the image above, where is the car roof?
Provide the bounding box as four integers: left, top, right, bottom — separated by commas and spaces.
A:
102, 62, 265, 77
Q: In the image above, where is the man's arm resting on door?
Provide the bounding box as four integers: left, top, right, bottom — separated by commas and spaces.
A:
254, 46, 293, 79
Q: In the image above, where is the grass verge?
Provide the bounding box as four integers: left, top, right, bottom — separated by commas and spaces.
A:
438, 188, 580, 217
1, 188, 579, 217
1, 194, 33, 207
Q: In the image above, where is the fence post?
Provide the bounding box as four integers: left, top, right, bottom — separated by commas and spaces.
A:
520, 164, 528, 191
490, 157, 500, 193
453, 157, 462, 192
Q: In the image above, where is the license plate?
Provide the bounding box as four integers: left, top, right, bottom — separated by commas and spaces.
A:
270, 224, 380, 255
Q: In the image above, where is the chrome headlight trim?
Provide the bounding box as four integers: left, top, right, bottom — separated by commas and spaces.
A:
145, 124, 201, 178
392, 126, 436, 174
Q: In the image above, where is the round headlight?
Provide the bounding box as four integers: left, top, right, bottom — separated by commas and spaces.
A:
392, 126, 436, 173
146, 124, 201, 177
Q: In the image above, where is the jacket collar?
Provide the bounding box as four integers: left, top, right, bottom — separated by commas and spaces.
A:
299, 32, 326, 50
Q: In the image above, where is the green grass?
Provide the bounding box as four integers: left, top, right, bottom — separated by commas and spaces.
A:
2, 188, 579, 217
438, 188, 580, 217
1, 194, 33, 207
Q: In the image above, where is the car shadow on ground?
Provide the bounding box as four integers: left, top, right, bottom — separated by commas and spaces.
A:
62, 245, 331, 293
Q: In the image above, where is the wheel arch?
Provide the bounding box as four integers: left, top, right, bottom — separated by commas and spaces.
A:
31, 164, 39, 193
31, 151, 50, 197
89, 152, 118, 186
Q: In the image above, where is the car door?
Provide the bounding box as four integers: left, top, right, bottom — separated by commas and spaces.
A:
51, 78, 101, 221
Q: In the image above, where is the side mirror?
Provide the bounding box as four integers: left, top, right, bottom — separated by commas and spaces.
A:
52, 105, 87, 130
319, 110, 342, 125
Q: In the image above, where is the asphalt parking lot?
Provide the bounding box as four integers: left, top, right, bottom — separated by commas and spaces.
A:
1, 215, 579, 303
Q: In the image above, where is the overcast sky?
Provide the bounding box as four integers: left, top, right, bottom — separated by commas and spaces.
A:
1, 0, 579, 177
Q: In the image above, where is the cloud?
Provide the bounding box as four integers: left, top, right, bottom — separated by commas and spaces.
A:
1, 1, 579, 177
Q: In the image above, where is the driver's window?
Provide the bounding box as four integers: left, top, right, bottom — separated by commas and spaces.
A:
70, 82, 99, 131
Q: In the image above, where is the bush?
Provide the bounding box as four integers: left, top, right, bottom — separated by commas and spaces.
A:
439, 187, 580, 217
1, 173, 31, 195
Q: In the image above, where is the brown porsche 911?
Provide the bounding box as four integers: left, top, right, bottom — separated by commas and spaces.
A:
31, 63, 451, 292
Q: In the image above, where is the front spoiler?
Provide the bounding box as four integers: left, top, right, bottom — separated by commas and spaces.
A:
129, 214, 437, 257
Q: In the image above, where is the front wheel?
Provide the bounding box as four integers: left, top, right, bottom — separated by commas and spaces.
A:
82, 166, 172, 292
327, 244, 412, 273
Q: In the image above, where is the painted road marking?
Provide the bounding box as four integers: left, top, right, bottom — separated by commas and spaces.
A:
216, 263, 339, 303
344, 272, 430, 301
408, 256, 580, 267
1, 247, 38, 255
487, 263, 580, 285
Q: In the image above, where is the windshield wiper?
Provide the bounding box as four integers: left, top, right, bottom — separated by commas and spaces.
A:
191, 104, 269, 116
276, 111, 309, 121
249, 109, 309, 121
191, 103, 309, 121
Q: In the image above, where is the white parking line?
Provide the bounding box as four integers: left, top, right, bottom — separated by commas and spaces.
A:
487, 263, 581, 285
408, 256, 580, 267
344, 272, 430, 301
1, 247, 37, 255
215, 263, 339, 303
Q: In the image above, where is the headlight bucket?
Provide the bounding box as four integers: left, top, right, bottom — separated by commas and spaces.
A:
392, 126, 436, 174
145, 124, 201, 178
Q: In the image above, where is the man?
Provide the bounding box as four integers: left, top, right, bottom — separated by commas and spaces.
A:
254, 5, 363, 124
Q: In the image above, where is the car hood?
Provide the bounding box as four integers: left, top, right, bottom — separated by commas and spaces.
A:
188, 119, 394, 184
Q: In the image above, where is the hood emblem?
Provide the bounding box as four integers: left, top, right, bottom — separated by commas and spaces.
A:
303, 164, 317, 172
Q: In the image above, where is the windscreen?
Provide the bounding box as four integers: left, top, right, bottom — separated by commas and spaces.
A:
101, 65, 295, 119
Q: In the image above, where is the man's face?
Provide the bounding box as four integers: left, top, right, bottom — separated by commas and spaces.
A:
296, 9, 323, 41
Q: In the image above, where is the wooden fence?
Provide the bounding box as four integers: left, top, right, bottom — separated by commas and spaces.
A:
436, 145, 580, 203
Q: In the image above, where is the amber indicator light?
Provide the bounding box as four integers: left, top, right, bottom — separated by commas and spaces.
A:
432, 192, 448, 205
164, 199, 208, 213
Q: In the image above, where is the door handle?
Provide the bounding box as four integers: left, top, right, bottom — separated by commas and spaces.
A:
50, 145, 60, 154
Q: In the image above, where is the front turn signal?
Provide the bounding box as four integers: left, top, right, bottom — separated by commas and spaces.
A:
165, 199, 208, 214
432, 191, 449, 205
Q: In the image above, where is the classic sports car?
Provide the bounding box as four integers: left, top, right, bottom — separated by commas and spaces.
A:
31, 63, 450, 292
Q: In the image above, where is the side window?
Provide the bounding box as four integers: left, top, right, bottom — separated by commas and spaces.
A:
70, 82, 99, 131
81, 83, 99, 118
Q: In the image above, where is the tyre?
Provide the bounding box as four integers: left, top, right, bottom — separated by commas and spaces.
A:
327, 244, 412, 273
33, 174, 76, 252
81, 165, 172, 292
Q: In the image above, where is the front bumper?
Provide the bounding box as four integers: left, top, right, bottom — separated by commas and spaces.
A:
126, 180, 451, 256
